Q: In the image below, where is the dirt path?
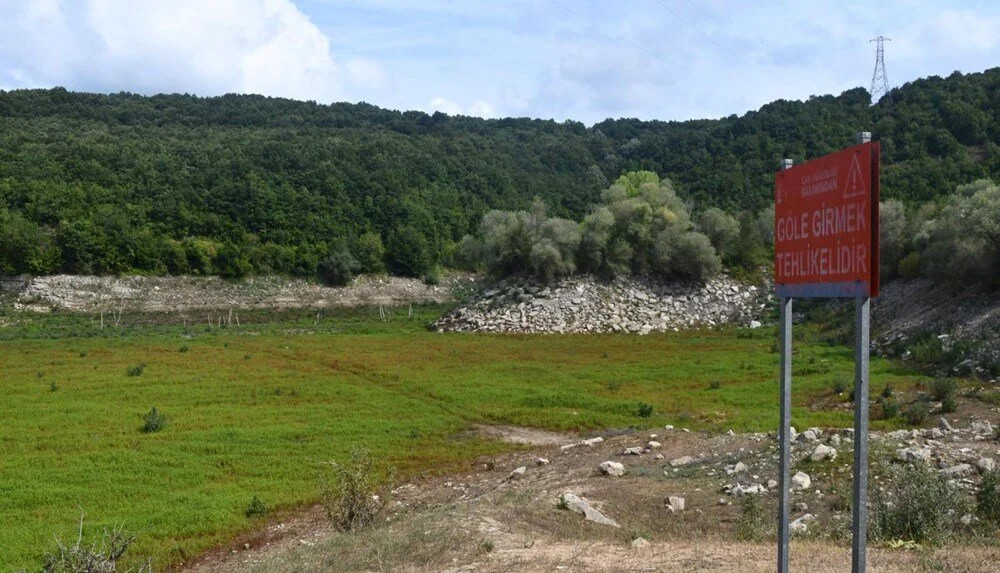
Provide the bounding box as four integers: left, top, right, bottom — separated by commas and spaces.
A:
183, 424, 1000, 573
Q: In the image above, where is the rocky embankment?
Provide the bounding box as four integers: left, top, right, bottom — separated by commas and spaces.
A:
874, 278, 1000, 375
435, 275, 771, 334
0, 274, 475, 313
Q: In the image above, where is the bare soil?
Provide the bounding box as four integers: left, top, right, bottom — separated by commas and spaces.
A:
182, 422, 1000, 573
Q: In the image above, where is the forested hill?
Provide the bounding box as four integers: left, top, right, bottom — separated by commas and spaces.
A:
0, 67, 998, 278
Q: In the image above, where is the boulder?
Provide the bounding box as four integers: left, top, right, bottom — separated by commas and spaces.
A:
791, 471, 811, 491
582, 437, 604, 447
509, 466, 527, 480
623, 447, 644, 456
598, 461, 626, 477
559, 492, 619, 527
790, 513, 816, 534
666, 496, 685, 513
535, 457, 550, 466
669, 456, 695, 467
940, 464, 973, 478
897, 447, 933, 463
978, 457, 996, 473
810, 444, 837, 462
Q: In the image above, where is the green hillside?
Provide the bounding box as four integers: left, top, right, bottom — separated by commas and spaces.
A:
1, 68, 998, 278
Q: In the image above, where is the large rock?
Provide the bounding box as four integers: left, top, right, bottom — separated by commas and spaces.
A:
810, 444, 837, 462
940, 464, 973, 478
897, 447, 933, 463
790, 514, 816, 534
666, 496, 685, 513
669, 455, 695, 467
598, 461, 625, 477
978, 457, 996, 473
559, 493, 619, 527
791, 471, 811, 491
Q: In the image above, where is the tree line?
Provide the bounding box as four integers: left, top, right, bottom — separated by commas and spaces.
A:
0, 67, 998, 285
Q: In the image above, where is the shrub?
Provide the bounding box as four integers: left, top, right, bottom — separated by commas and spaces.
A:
664, 231, 721, 282
319, 446, 391, 532
881, 384, 894, 399
140, 407, 166, 433
904, 402, 930, 426
736, 495, 771, 542
556, 495, 569, 510
423, 266, 441, 286
709, 380, 721, 390
478, 539, 495, 554
178, 345, 189, 353
931, 378, 957, 402
871, 464, 968, 544
940, 393, 957, 414
878, 397, 899, 420
245, 496, 267, 518
49, 381, 59, 392
318, 242, 359, 287
831, 375, 848, 395
126, 363, 145, 377
37, 522, 152, 573
636, 402, 654, 418
977, 470, 1000, 525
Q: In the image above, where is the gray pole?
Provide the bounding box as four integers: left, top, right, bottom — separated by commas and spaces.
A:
852, 296, 871, 573
777, 157, 793, 573
852, 130, 872, 573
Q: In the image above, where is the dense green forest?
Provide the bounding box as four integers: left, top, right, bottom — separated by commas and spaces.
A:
1, 67, 998, 279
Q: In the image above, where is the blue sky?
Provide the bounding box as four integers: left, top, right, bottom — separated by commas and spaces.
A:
2, 1, 999, 124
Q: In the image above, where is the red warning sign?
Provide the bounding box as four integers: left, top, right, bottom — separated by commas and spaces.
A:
774, 142, 880, 298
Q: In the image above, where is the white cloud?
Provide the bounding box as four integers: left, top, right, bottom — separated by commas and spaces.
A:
0, 0, 386, 102
428, 96, 495, 118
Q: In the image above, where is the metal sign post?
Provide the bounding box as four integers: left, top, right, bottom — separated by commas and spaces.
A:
773, 132, 879, 573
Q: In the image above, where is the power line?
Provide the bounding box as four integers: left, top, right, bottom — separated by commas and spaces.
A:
869, 36, 891, 105
548, 0, 691, 73
648, 0, 749, 66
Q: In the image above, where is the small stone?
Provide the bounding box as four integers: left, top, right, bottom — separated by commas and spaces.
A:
718, 498, 731, 506
961, 514, 975, 526
733, 462, 748, 474
654, 453, 664, 460
582, 437, 604, 447
669, 456, 695, 467
598, 461, 625, 476
791, 471, 811, 491
509, 466, 527, 479
794, 502, 809, 512
939, 417, 954, 432
790, 513, 816, 534
767, 479, 778, 489
666, 496, 685, 513
630, 537, 651, 549
535, 457, 550, 466
664, 425, 674, 430
647, 440, 662, 449
829, 434, 841, 447
810, 444, 837, 462
623, 447, 644, 456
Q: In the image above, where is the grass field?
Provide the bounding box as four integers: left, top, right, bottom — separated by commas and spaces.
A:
0, 305, 932, 571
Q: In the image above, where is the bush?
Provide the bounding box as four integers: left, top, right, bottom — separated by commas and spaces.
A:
140, 407, 166, 434
871, 464, 968, 543
126, 363, 145, 377
319, 446, 391, 532
736, 495, 771, 541
318, 242, 358, 287
423, 266, 441, 286
37, 522, 152, 573
698, 207, 740, 261
831, 375, 848, 395
904, 401, 930, 426
636, 402, 654, 418
878, 397, 899, 420
245, 496, 267, 518
709, 380, 721, 390
931, 378, 958, 414
881, 384, 894, 399
977, 470, 1000, 525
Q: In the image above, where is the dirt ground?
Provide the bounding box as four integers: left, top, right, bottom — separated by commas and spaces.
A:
182, 423, 1000, 573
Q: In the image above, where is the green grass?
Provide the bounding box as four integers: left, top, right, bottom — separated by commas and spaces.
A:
0, 307, 934, 570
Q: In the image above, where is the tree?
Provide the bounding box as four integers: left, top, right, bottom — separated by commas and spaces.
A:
698, 208, 741, 261
318, 241, 359, 286
354, 231, 386, 274
386, 226, 431, 277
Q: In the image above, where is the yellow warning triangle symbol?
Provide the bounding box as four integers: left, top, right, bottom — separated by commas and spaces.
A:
843, 155, 867, 199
